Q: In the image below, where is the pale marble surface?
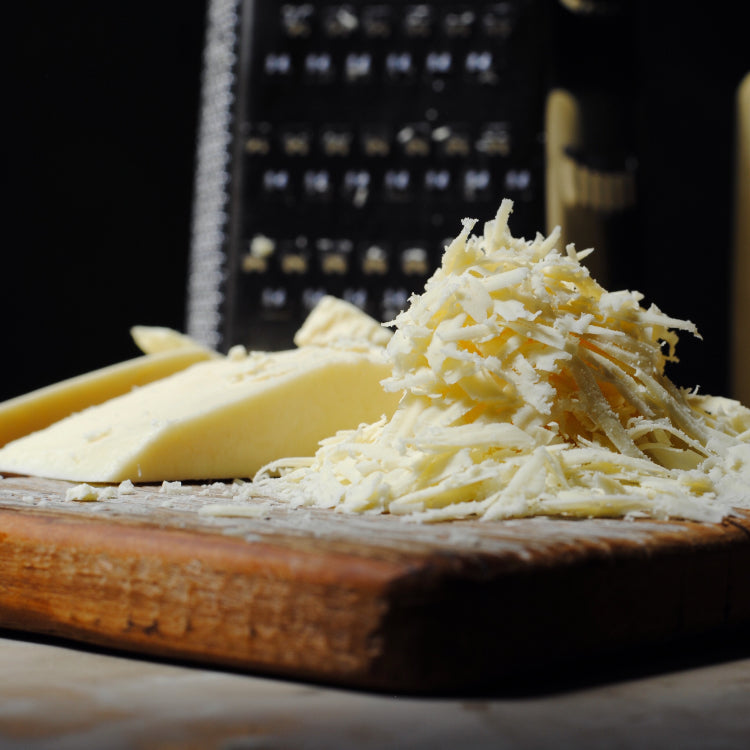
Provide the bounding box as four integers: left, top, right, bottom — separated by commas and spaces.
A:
1, 634, 750, 749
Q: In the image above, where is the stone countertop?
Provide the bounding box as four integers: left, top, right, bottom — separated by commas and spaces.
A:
2, 632, 750, 750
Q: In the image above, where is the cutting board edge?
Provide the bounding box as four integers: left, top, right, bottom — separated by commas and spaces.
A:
0, 506, 420, 688
4, 502, 750, 692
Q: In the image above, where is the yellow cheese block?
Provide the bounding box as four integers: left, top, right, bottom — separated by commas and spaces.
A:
0, 347, 215, 449
0, 346, 401, 482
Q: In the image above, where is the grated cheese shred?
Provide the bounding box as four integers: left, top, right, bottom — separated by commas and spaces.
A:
255, 199, 750, 523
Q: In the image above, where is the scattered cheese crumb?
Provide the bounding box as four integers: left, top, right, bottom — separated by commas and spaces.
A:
118, 479, 137, 495
227, 344, 248, 361
159, 480, 183, 494
65, 483, 118, 502
255, 199, 750, 523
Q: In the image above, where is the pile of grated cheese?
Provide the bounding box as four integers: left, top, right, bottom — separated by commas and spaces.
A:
255, 199, 750, 523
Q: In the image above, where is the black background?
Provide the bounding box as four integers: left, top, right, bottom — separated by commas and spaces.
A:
3, 2, 208, 401
3, 2, 749, 402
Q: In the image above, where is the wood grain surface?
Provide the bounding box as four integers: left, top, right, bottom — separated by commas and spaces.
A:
2, 475, 750, 693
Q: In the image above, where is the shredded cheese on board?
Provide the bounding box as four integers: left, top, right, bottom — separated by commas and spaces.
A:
255, 199, 750, 522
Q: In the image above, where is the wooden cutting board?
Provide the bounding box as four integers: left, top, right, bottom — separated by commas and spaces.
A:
2, 474, 750, 693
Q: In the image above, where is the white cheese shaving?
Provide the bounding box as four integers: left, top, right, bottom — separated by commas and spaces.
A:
254, 199, 750, 522
198, 501, 273, 518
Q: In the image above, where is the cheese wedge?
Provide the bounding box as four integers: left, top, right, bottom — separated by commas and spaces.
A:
0, 346, 215, 448
0, 346, 400, 482
293, 295, 392, 350
129, 325, 208, 355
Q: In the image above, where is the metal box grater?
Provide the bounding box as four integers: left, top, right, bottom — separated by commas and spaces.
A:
187, 0, 549, 351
